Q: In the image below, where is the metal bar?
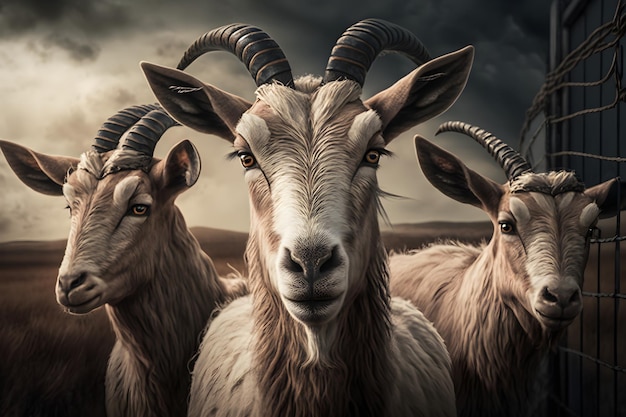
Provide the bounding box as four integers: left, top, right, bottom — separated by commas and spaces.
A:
564, 0, 594, 26
612, 187, 621, 415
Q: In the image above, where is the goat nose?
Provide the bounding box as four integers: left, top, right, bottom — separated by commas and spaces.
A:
283, 244, 342, 283
540, 286, 581, 309
58, 272, 87, 293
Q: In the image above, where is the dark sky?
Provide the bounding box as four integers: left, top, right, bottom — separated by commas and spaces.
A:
0, 0, 552, 241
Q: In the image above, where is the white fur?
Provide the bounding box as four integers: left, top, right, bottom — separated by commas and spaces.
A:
188, 78, 456, 417
580, 202, 600, 227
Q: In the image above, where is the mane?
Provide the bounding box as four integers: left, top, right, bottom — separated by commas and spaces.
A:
510, 171, 584, 195
257, 76, 362, 129
293, 74, 323, 93
76, 149, 154, 179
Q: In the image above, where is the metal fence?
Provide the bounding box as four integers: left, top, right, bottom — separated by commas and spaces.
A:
520, 0, 625, 415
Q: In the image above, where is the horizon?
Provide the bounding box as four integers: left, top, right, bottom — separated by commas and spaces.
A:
0, 1, 550, 242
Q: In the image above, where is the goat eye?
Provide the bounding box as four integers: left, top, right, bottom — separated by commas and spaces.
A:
130, 204, 150, 216
499, 222, 515, 234
239, 153, 256, 169
363, 149, 381, 165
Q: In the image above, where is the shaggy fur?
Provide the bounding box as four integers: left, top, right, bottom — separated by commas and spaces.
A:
0, 142, 247, 417
142, 42, 474, 416
187, 78, 456, 417
190, 227, 455, 417
67, 150, 248, 417
390, 170, 609, 417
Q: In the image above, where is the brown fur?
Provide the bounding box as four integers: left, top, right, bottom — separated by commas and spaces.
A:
2, 143, 248, 417
103, 204, 246, 417
391, 242, 548, 416
389, 171, 603, 417
88, 154, 247, 417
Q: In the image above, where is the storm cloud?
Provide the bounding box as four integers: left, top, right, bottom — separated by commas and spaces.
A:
0, 0, 552, 242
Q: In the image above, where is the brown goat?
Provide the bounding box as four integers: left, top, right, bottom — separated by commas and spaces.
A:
390, 123, 625, 417
0, 107, 247, 417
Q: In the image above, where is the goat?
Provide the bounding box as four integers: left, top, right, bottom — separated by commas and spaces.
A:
389, 121, 625, 417
0, 106, 247, 417
140, 20, 474, 417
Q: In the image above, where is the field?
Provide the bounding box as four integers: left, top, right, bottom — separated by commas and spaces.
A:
0, 221, 622, 416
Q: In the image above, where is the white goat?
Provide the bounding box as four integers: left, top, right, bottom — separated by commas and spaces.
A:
0, 106, 247, 417
141, 20, 474, 417
389, 121, 625, 417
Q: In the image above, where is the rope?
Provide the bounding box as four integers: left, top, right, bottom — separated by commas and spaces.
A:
582, 290, 626, 299
558, 347, 626, 374
590, 234, 626, 243
520, 4, 626, 415
546, 150, 626, 163
519, 0, 626, 161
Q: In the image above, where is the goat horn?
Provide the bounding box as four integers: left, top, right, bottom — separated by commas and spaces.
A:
176, 23, 294, 88
121, 109, 179, 156
436, 121, 533, 180
323, 18, 431, 86
92, 104, 162, 153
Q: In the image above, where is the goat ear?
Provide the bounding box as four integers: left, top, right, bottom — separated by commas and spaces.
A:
160, 139, 201, 198
585, 178, 626, 219
414, 135, 503, 215
365, 46, 474, 143
140, 62, 253, 142
0, 139, 77, 196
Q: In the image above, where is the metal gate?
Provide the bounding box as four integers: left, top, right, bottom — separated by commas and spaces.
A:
520, 0, 625, 415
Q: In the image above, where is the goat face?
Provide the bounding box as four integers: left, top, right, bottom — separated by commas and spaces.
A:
56, 161, 155, 313
142, 44, 473, 334
232, 81, 390, 326
0, 139, 200, 314
415, 136, 623, 334
494, 178, 598, 331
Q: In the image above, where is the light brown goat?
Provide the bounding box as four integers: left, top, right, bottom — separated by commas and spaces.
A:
390, 122, 625, 417
141, 20, 474, 416
0, 106, 247, 417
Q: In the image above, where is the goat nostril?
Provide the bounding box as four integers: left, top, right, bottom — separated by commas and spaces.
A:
319, 245, 342, 273
69, 272, 87, 291
541, 287, 559, 304
541, 286, 580, 308
569, 290, 581, 305
284, 248, 304, 273
282, 244, 343, 278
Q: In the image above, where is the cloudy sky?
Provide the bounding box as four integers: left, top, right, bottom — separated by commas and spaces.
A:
0, 0, 552, 242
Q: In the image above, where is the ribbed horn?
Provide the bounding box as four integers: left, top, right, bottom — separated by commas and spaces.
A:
176, 23, 294, 88
323, 18, 431, 86
92, 104, 162, 153
121, 109, 179, 156
436, 121, 533, 180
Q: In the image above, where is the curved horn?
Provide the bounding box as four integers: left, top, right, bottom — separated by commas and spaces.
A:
176, 23, 294, 88
323, 18, 431, 86
120, 109, 179, 156
92, 104, 162, 153
436, 121, 533, 180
